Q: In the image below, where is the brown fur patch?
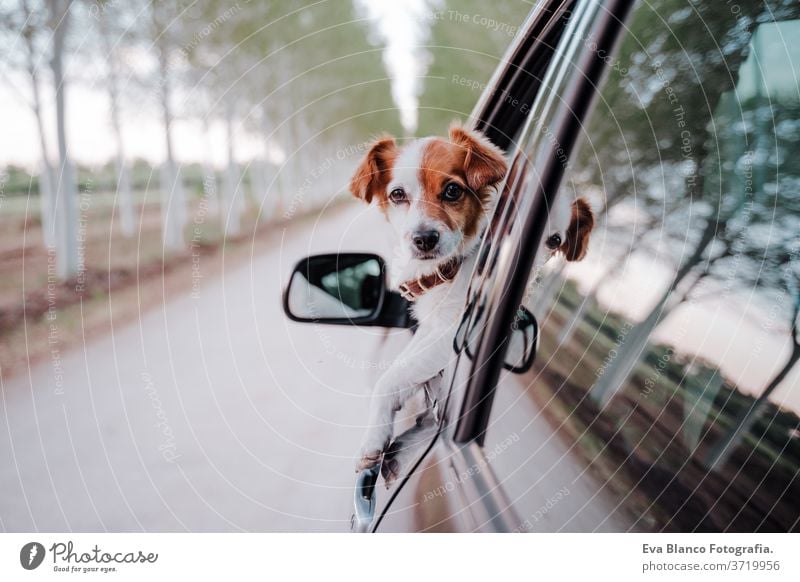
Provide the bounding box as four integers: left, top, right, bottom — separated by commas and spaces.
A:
561, 197, 595, 261
448, 124, 508, 193
416, 128, 508, 239
349, 136, 397, 206
418, 139, 467, 231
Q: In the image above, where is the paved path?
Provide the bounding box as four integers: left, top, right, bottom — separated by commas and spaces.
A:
0, 203, 410, 532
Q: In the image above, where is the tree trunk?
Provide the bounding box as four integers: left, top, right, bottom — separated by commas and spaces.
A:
23, 0, 56, 248
49, 0, 78, 279
153, 1, 186, 251
558, 213, 661, 346
259, 108, 274, 221
114, 150, 134, 236
704, 340, 800, 470
251, 160, 269, 223
591, 293, 674, 405
558, 241, 630, 346
590, 216, 719, 405
201, 115, 219, 216
275, 76, 296, 215
30, 71, 56, 247
159, 160, 186, 251
557, 286, 595, 346
38, 159, 56, 247
531, 262, 565, 320
100, 12, 134, 237
222, 100, 242, 237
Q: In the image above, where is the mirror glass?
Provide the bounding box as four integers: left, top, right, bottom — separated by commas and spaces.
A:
286, 254, 385, 322
504, 306, 538, 373
455, 301, 538, 374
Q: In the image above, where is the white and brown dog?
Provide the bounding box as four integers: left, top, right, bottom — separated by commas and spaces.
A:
350, 124, 594, 483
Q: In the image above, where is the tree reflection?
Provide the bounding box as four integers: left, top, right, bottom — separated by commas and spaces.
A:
536, 0, 800, 530
575, 4, 800, 427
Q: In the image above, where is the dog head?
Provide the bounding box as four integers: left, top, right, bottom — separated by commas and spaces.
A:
537, 195, 595, 267
350, 125, 508, 268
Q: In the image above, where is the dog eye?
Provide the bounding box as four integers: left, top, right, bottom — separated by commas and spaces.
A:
545, 233, 562, 250
442, 182, 463, 202
389, 188, 406, 203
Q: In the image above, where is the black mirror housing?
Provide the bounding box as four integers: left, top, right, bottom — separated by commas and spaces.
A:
504, 306, 538, 374
454, 302, 538, 374
283, 253, 415, 329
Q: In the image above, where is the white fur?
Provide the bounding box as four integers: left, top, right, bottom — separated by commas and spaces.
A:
358, 250, 477, 466
357, 136, 496, 476
384, 138, 470, 287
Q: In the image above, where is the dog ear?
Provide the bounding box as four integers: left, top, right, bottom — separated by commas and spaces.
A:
561, 197, 595, 261
449, 123, 508, 192
349, 136, 397, 204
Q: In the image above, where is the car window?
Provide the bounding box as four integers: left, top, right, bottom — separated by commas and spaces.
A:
484, 0, 800, 532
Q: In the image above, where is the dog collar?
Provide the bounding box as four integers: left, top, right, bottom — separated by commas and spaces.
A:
397, 257, 462, 302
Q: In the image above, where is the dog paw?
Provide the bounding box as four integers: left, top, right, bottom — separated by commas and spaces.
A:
356, 449, 383, 472
357, 428, 391, 472
381, 455, 401, 486
380, 439, 407, 486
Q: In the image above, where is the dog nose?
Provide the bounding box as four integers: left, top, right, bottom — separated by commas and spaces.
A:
412, 230, 440, 252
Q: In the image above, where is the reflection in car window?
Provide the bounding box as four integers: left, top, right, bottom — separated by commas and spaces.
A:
320, 260, 381, 312
456, 152, 530, 357
485, 1, 800, 532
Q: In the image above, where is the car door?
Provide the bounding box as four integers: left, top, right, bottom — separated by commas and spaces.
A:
471, 0, 800, 532
373, 0, 636, 532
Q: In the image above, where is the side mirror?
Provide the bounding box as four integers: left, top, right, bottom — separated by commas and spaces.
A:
455, 302, 538, 374
283, 253, 414, 328
504, 306, 538, 374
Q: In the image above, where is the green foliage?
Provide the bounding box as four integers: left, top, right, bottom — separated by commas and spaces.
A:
0, 165, 36, 196
177, 0, 400, 141
417, 0, 534, 135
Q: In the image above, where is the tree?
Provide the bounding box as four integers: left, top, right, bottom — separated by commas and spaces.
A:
151, 0, 187, 251
97, 1, 135, 237
417, 0, 533, 135
705, 269, 800, 468
702, 93, 800, 466
0, 0, 57, 247
180, 0, 399, 220
48, 0, 79, 278
221, 96, 244, 237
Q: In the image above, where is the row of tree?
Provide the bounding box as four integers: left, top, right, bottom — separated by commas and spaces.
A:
0, 0, 400, 278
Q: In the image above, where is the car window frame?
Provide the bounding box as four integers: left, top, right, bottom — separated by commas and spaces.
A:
434, 0, 636, 532
454, 0, 636, 447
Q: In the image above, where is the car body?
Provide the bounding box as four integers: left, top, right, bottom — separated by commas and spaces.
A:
285, 0, 800, 532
